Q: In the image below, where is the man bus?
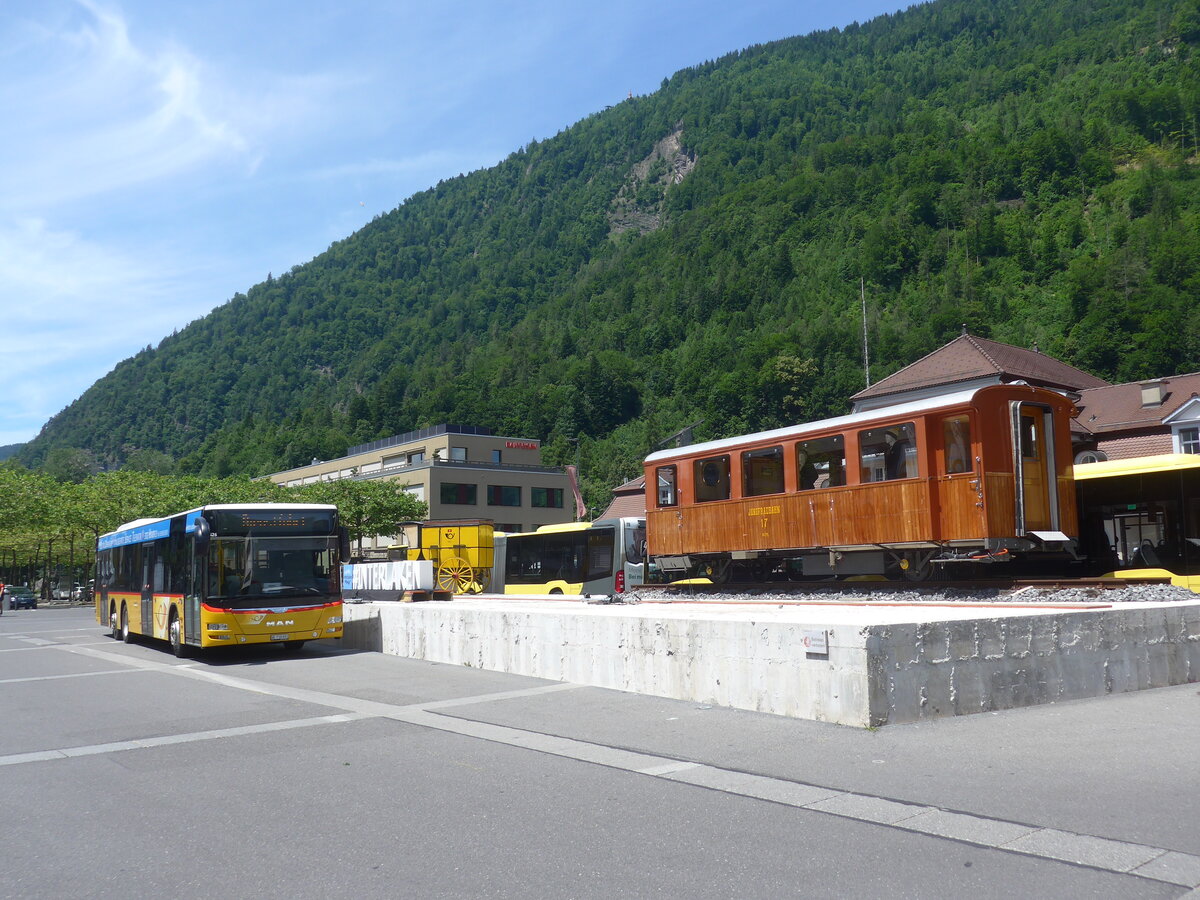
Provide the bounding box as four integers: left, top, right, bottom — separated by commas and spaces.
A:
96, 503, 348, 656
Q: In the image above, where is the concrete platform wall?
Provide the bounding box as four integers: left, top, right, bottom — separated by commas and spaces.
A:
868, 604, 1200, 725
342, 599, 1200, 728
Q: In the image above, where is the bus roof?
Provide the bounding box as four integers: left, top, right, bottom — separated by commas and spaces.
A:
505, 517, 642, 538
1073, 453, 1200, 481
100, 503, 337, 542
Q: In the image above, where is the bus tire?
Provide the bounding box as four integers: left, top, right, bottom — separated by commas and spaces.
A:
110, 607, 120, 639
120, 605, 133, 644
169, 612, 188, 658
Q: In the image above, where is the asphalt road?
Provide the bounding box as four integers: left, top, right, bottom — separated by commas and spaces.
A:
2, 605, 1198, 899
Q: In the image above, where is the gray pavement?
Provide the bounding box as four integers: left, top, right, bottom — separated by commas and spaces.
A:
1, 605, 1197, 898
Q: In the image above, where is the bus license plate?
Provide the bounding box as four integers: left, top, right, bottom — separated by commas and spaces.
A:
270, 633, 290, 641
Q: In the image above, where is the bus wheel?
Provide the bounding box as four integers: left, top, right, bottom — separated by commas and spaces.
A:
120, 605, 133, 644
283, 641, 305, 652
110, 607, 120, 639
169, 613, 188, 659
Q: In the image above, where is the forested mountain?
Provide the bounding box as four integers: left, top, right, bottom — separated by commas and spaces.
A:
18, 0, 1200, 508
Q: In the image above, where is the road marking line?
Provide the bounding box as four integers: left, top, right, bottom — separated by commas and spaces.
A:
34, 641, 1200, 890
0, 714, 367, 767
0, 669, 148, 684
0, 627, 101, 636
417, 682, 582, 709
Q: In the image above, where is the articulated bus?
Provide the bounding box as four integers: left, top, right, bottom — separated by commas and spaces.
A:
492, 517, 646, 596
96, 504, 349, 656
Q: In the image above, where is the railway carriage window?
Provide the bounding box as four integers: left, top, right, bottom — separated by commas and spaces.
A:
859, 423, 917, 482
694, 455, 731, 502
742, 446, 784, 496
656, 466, 678, 507
1020, 416, 1040, 460
942, 415, 972, 474
797, 436, 845, 489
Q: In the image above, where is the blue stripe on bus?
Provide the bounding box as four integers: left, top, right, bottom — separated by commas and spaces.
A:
97, 519, 171, 551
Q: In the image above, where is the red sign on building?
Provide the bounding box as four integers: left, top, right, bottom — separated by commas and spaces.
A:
505, 440, 539, 450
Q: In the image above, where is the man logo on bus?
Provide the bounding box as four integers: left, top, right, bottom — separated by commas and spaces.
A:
265, 619, 294, 627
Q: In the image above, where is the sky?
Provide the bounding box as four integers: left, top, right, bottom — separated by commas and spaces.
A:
0, 0, 908, 448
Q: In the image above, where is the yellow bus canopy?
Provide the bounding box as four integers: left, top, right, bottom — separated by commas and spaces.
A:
1072, 453, 1200, 481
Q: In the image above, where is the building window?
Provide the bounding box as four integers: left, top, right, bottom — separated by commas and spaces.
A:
408, 451, 425, 465
1181, 427, 1200, 454
656, 465, 677, 507
487, 485, 521, 507
494, 523, 522, 533
450, 447, 467, 461
440, 483, 477, 505
531, 487, 563, 508
492, 449, 502, 464
694, 455, 730, 502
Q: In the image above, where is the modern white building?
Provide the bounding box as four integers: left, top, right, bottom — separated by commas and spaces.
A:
267, 425, 576, 552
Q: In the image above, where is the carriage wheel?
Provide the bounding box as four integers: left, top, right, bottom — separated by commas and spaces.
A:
436, 558, 477, 593
699, 559, 731, 584
894, 550, 936, 582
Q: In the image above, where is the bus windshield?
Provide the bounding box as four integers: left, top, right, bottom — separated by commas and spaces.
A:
208, 535, 339, 605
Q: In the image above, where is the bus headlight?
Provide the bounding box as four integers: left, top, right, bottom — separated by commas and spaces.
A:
207, 623, 230, 631
327, 616, 342, 625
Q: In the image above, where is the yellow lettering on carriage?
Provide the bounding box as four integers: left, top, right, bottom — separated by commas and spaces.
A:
748, 506, 781, 517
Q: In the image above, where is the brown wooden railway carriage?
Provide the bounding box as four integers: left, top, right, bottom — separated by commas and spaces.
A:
643, 384, 1079, 581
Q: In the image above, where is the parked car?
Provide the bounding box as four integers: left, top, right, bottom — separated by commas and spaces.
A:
4, 585, 38, 610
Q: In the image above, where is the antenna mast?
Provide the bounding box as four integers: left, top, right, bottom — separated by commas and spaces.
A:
860, 277, 871, 387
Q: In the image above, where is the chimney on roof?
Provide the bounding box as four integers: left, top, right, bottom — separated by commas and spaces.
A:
961, 323, 968, 336
1140, 380, 1165, 408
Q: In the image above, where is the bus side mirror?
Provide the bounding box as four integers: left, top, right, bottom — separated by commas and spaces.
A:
338, 527, 351, 563
194, 517, 211, 556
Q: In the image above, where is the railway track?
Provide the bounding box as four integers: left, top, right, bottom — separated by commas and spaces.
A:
645, 575, 1173, 599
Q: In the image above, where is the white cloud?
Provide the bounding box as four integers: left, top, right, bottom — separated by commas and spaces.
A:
0, 217, 203, 445
0, 1, 261, 212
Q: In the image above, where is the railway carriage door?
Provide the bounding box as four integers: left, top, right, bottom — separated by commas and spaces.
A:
935, 414, 984, 540
1011, 403, 1058, 534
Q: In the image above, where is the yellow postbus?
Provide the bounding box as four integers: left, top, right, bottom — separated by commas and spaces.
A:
96, 504, 349, 656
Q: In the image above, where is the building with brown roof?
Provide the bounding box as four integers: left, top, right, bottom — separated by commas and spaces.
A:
598, 475, 646, 519
1073, 373, 1200, 462
851, 329, 1108, 412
